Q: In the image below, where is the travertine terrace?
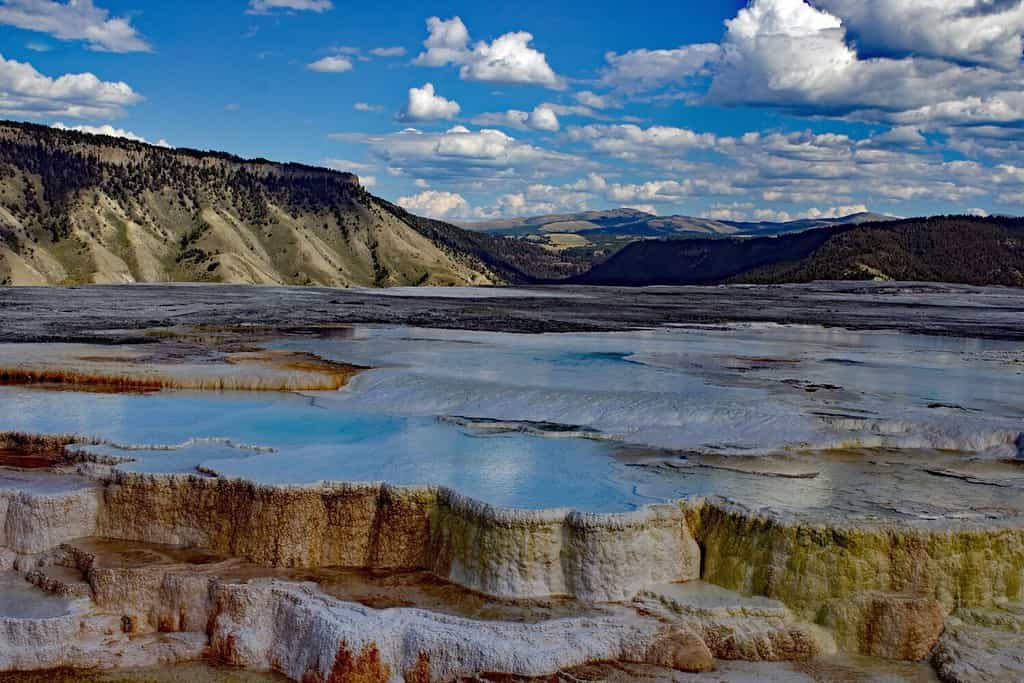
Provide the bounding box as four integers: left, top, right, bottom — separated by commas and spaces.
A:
0, 283, 1022, 682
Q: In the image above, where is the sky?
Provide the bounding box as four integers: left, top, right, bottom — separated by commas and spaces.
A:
2, 0, 1024, 222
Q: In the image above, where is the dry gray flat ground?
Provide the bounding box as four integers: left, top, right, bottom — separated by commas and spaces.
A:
1, 281, 1022, 342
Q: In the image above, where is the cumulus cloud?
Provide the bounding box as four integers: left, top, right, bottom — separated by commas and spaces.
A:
568, 124, 717, 159
247, 0, 332, 14
606, 178, 739, 203
565, 0, 1024, 132
867, 125, 927, 148
413, 16, 470, 67
340, 2, 1024, 218
527, 104, 559, 131
802, 204, 870, 219
705, 202, 868, 222
0, 53, 141, 118
706, 0, 1024, 128
813, 0, 1024, 70
414, 16, 562, 88
574, 90, 617, 109
398, 190, 470, 218
560, 119, 999, 212
470, 109, 530, 130
339, 125, 581, 183
471, 104, 559, 131
599, 43, 721, 93
307, 55, 353, 73
0, 0, 150, 52
52, 122, 169, 147
398, 82, 460, 121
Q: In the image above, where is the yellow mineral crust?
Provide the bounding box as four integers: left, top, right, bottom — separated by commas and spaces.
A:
690, 498, 1024, 656
1, 464, 1022, 668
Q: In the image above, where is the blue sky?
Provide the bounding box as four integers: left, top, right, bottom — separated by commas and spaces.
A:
2, 0, 1024, 222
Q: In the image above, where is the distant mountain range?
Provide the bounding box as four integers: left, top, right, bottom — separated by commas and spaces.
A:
572, 216, 1024, 287
458, 208, 896, 252
0, 121, 1021, 289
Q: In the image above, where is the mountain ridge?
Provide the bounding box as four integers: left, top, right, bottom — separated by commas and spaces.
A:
571, 216, 1024, 287
2, 121, 1022, 289
0, 120, 583, 287
458, 208, 895, 239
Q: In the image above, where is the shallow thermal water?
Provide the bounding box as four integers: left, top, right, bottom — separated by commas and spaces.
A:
0, 572, 73, 619
0, 323, 1021, 515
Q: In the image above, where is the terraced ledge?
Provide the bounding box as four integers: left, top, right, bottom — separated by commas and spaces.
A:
0, 456, 1019, 679
0, 343, 363, 392
692, 498, 1024, 657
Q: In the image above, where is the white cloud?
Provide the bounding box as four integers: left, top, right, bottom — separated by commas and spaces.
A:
967, 207, 990, 217
600, 43, 721, 93
370, 46, 405, 57
527, 104, 559, 131
0, 53, 141, 118
867, 125, 926, 148
353, 101, 383, 112
340, 125, 581, 183
413, 16, 470, 67
470, 109, 530, 130
462, 31, 561, 88
705, 202, 868, 222
569, 123, 717, 159
802, 204, 869, 219
706, 0, 1024, 128
814, 0, 1024, 70
307, 55, 353, 73
607, 179, 705, 203
472, 183, 595, 219
52, 122, 169, 147
706, 202, 757, 221
398, 190, 470, 218
414, 16, 562, 88
398, 82, 460, 121
246, 0, 332, 14
567, 173, 607, 193
358, 175, 376, 188
0, 0, 150, 52
575, 90, 616, 109
322, 158, 374, 172
471, 104, 559, 131
888, 93, 1024, 127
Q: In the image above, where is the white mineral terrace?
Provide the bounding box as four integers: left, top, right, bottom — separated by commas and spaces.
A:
0, 321, 1021, 681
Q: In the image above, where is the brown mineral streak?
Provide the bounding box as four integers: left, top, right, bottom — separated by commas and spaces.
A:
302, 642, 390, 683
404, 652, 431, 683
0, 432, 78, 468
0, 350, 363, 392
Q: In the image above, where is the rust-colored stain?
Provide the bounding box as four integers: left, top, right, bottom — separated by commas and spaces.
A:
303, 641, 391, 683
0, 350, 364, 392
404, 652, 431, 683
0, 433, 76, 469
208, 632, 239, 665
